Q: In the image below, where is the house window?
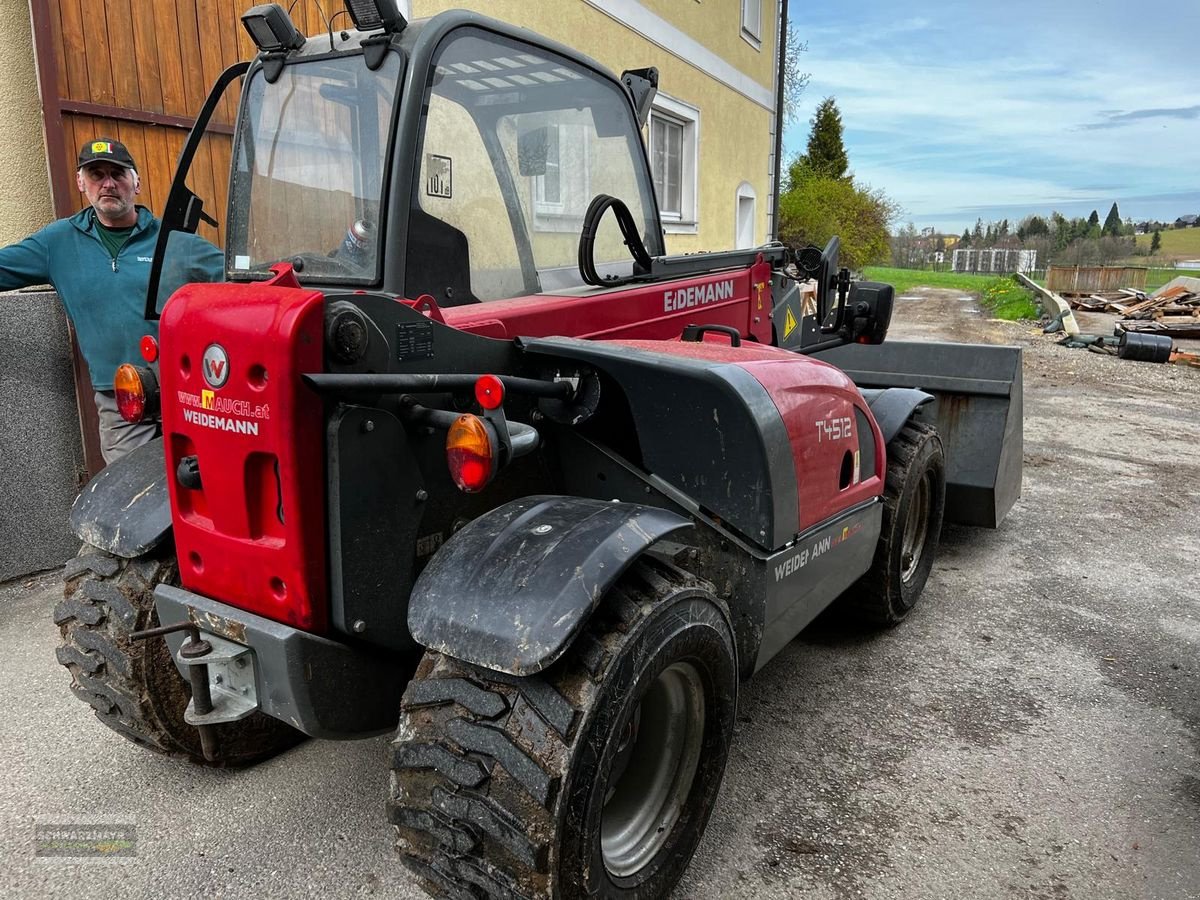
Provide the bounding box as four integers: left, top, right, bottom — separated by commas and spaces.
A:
530, 121, 591, 227
735, 182, 757, 248
537, 126, 561, 206
651, 117, 683, 216
741, 0, 762, 47
648, 95, 699, 233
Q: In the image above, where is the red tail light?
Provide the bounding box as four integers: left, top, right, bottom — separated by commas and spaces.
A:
113, 364, 159, 423
474, 374, 505, 410
446, 414, 494, 492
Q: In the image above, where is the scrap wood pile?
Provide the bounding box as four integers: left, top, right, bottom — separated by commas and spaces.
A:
1069, 283, 1200, 339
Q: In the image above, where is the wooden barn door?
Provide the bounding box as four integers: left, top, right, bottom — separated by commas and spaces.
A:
28, 0, 330, 473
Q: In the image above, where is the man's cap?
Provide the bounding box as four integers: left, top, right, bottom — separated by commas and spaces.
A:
77, 138, 136, 171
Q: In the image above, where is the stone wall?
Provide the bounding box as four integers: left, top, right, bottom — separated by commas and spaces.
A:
0, 290, 84, 580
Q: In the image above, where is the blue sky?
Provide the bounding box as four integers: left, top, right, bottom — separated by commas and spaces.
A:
782, 0, 1200, 233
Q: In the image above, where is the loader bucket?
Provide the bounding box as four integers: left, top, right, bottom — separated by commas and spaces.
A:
813, 341, 1022, 528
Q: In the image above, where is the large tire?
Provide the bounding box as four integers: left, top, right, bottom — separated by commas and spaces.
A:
846, 420, 946, 626
54, 543, 304, 766
389, 557, 738, 899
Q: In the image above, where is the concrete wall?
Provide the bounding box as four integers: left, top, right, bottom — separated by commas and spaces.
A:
0, 291, 84, 580
0, 0, 54, 244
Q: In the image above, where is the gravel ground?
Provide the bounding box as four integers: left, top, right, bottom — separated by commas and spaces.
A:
1, 288, 1197, 899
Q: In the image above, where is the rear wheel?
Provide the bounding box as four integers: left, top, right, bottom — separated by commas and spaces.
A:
389, 556, 738, 899
55, 543, 304, 766
847, 420, 946, 626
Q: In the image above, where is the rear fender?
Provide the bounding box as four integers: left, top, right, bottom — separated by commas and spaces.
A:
407, 495, 692, 676
69, 437, 171, 557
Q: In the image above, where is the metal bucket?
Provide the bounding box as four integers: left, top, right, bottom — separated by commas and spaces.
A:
1117, 331, 1172, 363
813, 341, 1023, 529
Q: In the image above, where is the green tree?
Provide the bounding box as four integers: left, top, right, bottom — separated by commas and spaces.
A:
1150, 229, 1162, 254
1018, 215, 1048, 241
960, 228, 971, 247
1087, 210, 1100, 228
1103, 202, 1122, 237
792, 97, 849, 181
778, 175, 896, 269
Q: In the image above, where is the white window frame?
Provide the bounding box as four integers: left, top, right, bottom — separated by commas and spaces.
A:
647, 94, 700, 235
741, 0, 762, 49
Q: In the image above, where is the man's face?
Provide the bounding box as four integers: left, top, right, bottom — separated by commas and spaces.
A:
76, 162, 140, 224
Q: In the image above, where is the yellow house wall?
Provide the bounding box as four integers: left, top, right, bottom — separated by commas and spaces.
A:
0, 0, 54, 245
410, 0, 778, 253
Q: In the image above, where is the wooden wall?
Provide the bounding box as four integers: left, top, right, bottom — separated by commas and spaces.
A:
33, 0, 337, 245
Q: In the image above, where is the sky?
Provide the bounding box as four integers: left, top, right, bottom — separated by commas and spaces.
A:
781, 0, 1200, 234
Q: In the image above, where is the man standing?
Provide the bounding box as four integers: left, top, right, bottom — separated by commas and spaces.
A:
0, 138, 222, 463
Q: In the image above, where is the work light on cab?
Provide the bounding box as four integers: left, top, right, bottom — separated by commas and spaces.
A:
446, 414, 494, 492
113, 363, 159, 423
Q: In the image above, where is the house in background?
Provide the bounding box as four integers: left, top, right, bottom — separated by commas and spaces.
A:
2, 0, 785, 254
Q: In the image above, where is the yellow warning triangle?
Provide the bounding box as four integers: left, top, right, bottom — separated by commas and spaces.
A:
783, 306, 798, 339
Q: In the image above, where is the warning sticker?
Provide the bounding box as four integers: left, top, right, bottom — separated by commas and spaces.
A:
426, 155, 452, 198
783, 306, 799, 339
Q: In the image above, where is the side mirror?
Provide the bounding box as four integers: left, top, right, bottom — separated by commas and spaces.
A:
517, 126, 549, 176
847, 281, 894, 345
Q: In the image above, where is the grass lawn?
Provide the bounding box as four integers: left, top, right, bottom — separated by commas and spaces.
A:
1145, 267, 1198, 291
862, 266, 998, 295
1134, 227, 1200, 258
863, 267, 1040, 320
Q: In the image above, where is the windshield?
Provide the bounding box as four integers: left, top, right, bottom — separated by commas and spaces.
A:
226, 52, 401, 284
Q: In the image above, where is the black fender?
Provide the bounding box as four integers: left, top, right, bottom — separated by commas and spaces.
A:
69, 437, 172, 557
407, 495, 693, 676
859, 387, 934, 444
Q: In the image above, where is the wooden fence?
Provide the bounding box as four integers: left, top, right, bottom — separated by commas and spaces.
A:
1046, 266, 1149, 296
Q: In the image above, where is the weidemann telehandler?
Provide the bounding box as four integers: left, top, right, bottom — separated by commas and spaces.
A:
55, 4, 1023, 897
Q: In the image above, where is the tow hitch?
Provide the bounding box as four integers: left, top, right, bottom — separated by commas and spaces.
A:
130, 621, 260, 761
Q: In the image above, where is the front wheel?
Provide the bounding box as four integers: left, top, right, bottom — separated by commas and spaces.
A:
846, 420, 946, 626
389, 557, 738, 899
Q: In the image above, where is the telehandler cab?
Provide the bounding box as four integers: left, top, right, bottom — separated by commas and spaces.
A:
56, 5, 1023, 898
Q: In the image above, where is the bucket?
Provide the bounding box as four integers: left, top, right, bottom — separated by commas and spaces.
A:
1117, 331, 1172, 363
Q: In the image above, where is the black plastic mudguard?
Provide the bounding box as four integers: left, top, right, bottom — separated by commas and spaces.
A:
69, 437, 172, 557
408, 495, 692, 676
859, 387, 934, 444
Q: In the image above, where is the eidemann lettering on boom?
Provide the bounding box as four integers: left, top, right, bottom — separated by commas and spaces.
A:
663, 279, 735, 312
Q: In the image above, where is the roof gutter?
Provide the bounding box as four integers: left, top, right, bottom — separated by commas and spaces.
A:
770, 0, 788, 241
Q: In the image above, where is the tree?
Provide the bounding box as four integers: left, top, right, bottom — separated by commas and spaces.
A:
972, 218, 984, 242
960, 228, 971, 247
1087, 210, 1100, 228
778, 175, 896, 270
1150, 229, 1162, 254
792, 97, 849, 181
1018, 215, 1048, 241
780, 25, 811, 125
1103, 202, 1122, 237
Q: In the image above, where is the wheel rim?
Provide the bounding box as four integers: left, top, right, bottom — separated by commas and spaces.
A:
600, 661, 706, 877
900, 470, 932, 583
